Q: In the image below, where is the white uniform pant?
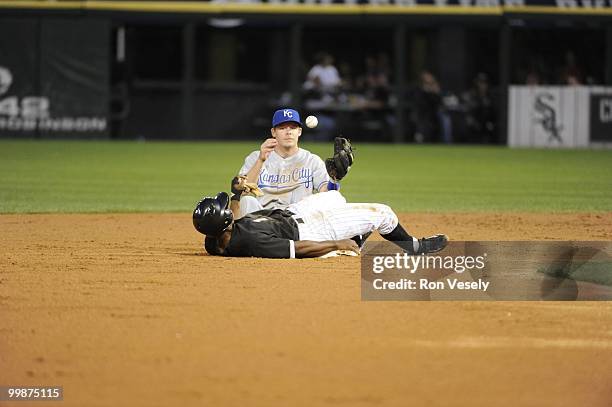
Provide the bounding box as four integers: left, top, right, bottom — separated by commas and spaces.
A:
286, 190, 399, 241
238, 195, 265, 218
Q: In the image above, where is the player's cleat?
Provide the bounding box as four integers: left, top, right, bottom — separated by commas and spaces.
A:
417, 234, 448, 254
351, 231, 372, 249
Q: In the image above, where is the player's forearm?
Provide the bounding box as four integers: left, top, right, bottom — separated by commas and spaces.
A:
294, 240, 340, 258
294, 239, 360, 258
245, 158, 264, 183
229, 199, 240, 219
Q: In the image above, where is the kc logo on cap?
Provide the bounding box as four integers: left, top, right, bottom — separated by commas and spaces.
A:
272, 108, 302, 127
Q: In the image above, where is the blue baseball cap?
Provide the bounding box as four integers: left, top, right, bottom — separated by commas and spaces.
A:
272, 108, 302, 128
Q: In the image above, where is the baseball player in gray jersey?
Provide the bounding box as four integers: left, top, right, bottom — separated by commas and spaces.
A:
234, 108, 335, 218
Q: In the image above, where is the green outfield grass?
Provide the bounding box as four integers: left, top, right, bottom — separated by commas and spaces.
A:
0, 140, 611, 213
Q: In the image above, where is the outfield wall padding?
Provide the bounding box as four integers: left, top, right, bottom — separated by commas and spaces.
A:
0, 18, 110, 138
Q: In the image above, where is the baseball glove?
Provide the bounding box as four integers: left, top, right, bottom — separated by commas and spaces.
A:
231, 176, 264, 198
325, 137, 354, 181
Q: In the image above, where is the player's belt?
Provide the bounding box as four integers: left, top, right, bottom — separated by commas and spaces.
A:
262, 199, 280, 208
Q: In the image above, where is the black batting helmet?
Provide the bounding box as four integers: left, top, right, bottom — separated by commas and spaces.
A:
193, 192, 233, 236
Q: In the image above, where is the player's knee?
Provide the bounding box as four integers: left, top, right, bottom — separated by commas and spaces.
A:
377, 204, 398, 227
239, 195, 261, 218
240, 195, 258, 203
379, 204, 395, 216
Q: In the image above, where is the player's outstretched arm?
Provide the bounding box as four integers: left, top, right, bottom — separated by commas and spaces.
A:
229, 176, 244, 219
229, 198, 240, 219
295, 239, 359, 258
245, 138, 277, 183
229, 175, 264, 218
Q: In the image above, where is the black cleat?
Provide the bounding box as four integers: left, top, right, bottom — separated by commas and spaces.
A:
417, 234, 448, 254
351, 232, 373, 249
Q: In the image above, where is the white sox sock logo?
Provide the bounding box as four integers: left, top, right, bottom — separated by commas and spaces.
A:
534, 93, 563, 143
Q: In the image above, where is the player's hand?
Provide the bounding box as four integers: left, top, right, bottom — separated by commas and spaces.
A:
231, 175, 247, 193
231, 175, 264, 197
259, 138, 278, 161
336, 239, 360, 255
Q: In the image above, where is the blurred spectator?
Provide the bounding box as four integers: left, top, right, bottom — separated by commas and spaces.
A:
559, 50, 582, 85
354, 54, 395, 139
303, 52, 342, 96
525, 70, 541, 86
302, 52, 342, 140
411, 70, 452, 143
357, 54, 391, 109
462, 72, 496, 143
337, 61, 355, 92
376, 52, 391, 78
565, 74, 581, 85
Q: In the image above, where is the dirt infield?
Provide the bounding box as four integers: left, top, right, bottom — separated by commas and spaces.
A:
1, 212, 611, 406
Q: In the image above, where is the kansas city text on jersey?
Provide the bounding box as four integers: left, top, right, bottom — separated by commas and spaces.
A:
258, 167, 313, 189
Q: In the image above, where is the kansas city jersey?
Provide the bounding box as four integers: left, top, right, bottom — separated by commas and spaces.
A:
239, 148, 329, 209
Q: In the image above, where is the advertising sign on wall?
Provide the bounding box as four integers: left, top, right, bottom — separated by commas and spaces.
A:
590, 94, 612, 142
508, 86, 612, 148
0, 18, 109, 138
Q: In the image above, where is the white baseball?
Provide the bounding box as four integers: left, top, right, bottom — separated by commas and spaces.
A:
305, 115, 318, 129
